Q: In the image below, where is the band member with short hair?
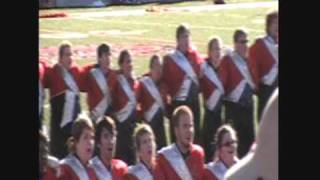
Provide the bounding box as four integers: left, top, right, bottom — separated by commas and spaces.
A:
86, 44, 118, 122
248, 11, 278, 120
218, 29, 255, 158
136, 54, 169, 150
46, 42, 92, 159
162, 24, 203, 143
90, 116, 128, 180
157, 105, 205, 180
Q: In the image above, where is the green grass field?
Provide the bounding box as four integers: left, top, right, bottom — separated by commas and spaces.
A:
40, 0, 278, 143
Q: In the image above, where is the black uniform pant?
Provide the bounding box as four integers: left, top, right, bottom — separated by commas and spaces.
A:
114, 111, 136, 166
49, 94, 81, 159
201, 104, 222, 163
225, 100, 254, 158
258, 83, 277, 122
149, 109, 167, 150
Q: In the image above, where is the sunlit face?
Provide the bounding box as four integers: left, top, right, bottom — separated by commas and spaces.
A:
151, 57, 162, 82
59, 46, 73, 69
99, 52, 111, 71
235, 34, 249, 59
175, 113, 194, 148
209, 40, 222, 66
98, 128, 116, 161
75, 128, 95, 164
138, 133, 156, 164
177, 32, 191, 53
219, 132, 238, 162
121, 54, 133, 75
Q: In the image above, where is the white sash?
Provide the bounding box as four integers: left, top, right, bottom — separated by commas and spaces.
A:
201, 62, 224, 94
39, 80, 44, 116
58, 64, 79, 128
263, 36, 278, 63
206, 90, 223, 111
90, 68, 112, 120
140, 76, 165, 110
90, 156, 112, 180
225, 79, 247, 103
128, 162, 153, 180
201, 62, 224, 111
60, 90, 77, 128
144, 103, 161, 123
169, 50, 199, 86
115, 75, 136, 123
158, 144, 193, 180
230, 51, 255, 89
206, 160, 228, 180
60, 154, 90, 180
140, 76, 164, 122
262, 36, 278, 85
175, 75, 193, 101
47, 155, 60, 169
59, 64, 79, 93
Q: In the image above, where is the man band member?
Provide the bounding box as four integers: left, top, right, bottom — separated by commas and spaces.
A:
218, 29, 255, 158
157, 105, 205, 180
162, 24, 203, 143
46, 41, 90, 159
86, 44, 118, 122
90, 116, 128, 180
136, 54, 169, 150
248, 11, 278, 120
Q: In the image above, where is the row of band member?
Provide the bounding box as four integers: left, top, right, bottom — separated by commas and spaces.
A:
39, 11, 278, 165
40, 105, 243, 180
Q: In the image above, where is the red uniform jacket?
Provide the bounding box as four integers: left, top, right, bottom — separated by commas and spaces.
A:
39, 59, 50, 85
200, 59, 223, 105
58, 164, 97, 180
112, 71, 138, 115
218, 54, 246, 97
91, 157, 128, 180
45, 63, 91, 98
135, 73, 169, 120
123, 162, 162, 180
162, 48, 203, 99
110, 159, 128, 180
157, 144, 205, 180
42, 167, 58, 180
248, 37, 277, 91
86, 65, 118, 112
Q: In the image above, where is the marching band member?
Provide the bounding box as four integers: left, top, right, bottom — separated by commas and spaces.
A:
218, 29, 255, 158
136, 54, 169, 150
157, 106, 205, 180
90, 116, 128, 180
